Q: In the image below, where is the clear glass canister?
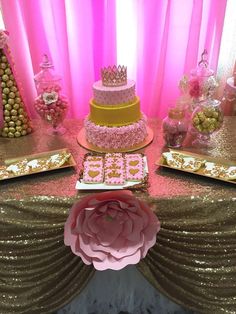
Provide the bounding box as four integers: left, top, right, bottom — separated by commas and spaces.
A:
34, 55, 68, 134
189, 49, 218, 102
162, 108, 188, 148
221, 77, 236, 116
192, 98, 223, 135
191, 98, 223, 147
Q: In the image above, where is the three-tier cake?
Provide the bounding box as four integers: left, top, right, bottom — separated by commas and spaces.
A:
84, 65, 148, 150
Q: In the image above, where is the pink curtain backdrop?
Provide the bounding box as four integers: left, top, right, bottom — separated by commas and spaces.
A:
0, 0, 226, 119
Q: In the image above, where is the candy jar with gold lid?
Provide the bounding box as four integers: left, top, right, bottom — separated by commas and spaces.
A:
34, 55, 68, 135
162, 107, 188, 148
191, 98, 223, 146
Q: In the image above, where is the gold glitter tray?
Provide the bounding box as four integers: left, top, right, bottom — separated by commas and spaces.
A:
0, 148, 76, 181
156, 149, 236, 185
76, 152, 149, 191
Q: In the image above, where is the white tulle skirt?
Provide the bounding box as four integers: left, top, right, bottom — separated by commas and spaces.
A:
57, 266, 192, 314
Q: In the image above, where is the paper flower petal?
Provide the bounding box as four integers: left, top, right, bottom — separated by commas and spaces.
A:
64, 191, 160, 270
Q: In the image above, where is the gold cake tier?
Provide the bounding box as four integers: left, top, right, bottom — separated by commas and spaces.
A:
89, 97, 141, 127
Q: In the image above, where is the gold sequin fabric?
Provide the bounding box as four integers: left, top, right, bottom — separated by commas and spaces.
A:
0, 118, 236, 314
0, 197, 95, 314
138, 196, 236, 314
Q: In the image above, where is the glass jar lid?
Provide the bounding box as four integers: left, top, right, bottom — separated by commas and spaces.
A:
34, 54, 61, 83
190, 49, 214, 78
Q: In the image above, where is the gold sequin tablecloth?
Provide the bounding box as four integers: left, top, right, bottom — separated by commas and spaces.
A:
0, 118, 236, 314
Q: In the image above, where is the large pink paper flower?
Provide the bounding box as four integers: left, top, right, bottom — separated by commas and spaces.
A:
64, 190, 160, 270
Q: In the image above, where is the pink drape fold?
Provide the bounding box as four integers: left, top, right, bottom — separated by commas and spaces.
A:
133, 0, 227, 118
0, 0, 226, 119
0, 0, 36, 117
0, 0, 117, 118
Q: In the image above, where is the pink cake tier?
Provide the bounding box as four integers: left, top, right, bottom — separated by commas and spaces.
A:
84, 116, 148, 150
93, 79, 135, 105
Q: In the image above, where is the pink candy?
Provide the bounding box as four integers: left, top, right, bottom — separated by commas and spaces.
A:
162, 120, 188, 148
34, 92, 68, 128
36, 83, 61, 94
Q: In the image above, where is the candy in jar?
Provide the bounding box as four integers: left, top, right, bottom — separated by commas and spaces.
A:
162, 108, 188, 148
34, 55, 68, 134
192, 99, 223, 134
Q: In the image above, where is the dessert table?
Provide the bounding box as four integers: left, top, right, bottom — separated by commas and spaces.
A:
1, 117, 236, 314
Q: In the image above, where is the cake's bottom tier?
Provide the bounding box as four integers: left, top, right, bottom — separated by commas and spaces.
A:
84, 116, 148, 150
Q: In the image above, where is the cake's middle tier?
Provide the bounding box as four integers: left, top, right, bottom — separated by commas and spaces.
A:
89, 97, 141, 126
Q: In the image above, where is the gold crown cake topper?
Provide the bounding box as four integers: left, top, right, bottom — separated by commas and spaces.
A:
101, 65, 127, 87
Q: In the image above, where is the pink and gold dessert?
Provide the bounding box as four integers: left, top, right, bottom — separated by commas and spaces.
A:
104, 153, 125, 185
6, 159, 30, 175
125, 154, 144, 181
0, 167, 9, 179
104, 168, 125, 185
162, 152, 183, 169
84, 66, 148, 150
203, 162, 236, 179
83, 156, 104, 184
81, 153, 147, 186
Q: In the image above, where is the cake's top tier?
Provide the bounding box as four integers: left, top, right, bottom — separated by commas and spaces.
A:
101, 65, 127, 87
93, 80, 136, 106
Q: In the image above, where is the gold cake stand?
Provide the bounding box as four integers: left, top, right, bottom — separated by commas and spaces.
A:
77, 126, 154, 153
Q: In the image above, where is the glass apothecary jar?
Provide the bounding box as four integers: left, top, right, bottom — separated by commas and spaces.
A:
189, 50, 218, 104
221, 77, 236, 116
162, 107, 188, 148
34, 55, 68, 135
179, 50, 218, 115
191, 98, 223, 146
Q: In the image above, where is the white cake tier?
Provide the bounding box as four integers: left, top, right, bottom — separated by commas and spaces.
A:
93, 79, 136, 105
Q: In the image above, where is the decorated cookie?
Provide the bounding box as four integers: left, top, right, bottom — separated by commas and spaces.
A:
104, 153, 124, 169
83, 162, 104, 183
87, 162, 103, 168
203, 162, 228, 178
163, 152, 184, 169
104, 153, 125, 185
104, 168, 125, 185
27, 159, 48, 172
125, 153, 144, 181
126, 166, 144, 181
6, 159, 30, 175
86, 156, 103, 163
0, 167, 9, 179
105, 157, 124, 169
125, 153, 142, 160
218, 166, 236, 180
47, 152, 71, 168
105, 153, 122, 159
182, 157, 204, 172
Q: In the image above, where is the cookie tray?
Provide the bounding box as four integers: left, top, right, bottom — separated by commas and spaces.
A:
156, 149, 236, 185
76, 156, 148, 190
0, 148, 76, 181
